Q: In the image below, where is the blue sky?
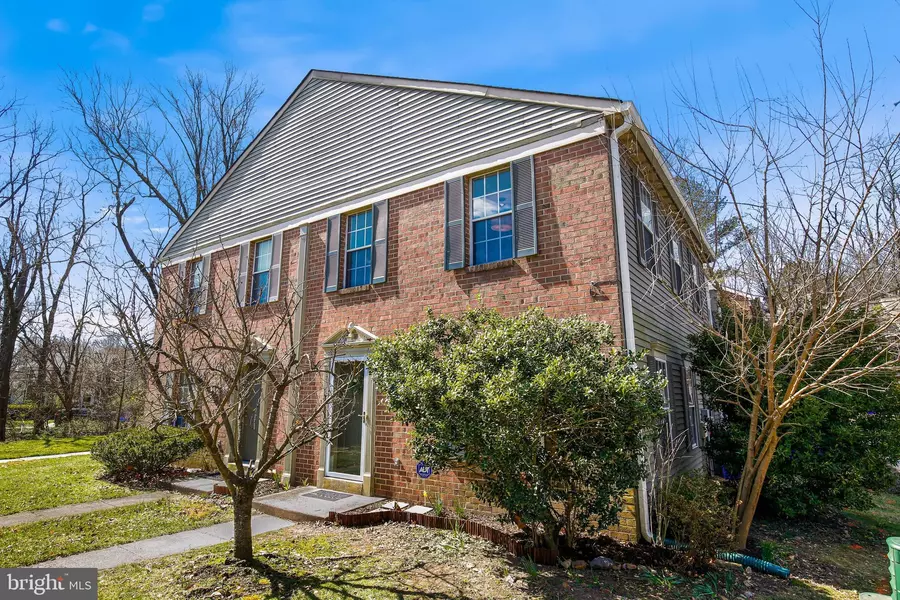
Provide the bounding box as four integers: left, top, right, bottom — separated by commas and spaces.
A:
1, 0, 898, 133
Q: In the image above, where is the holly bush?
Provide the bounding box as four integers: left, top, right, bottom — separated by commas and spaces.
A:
368, 307, 664, 550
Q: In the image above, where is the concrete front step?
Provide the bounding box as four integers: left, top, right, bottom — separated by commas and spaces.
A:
252, 486, 384, 521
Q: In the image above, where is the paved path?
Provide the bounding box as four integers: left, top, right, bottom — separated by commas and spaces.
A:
0, 451, 90, 464
32, 515, 294, 569
0, 492, 171, 528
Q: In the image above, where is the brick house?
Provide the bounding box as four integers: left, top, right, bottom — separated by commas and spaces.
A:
159, 71, 715, 542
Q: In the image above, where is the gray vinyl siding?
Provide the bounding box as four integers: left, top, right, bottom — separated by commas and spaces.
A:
166, 77, 602, 257
622, 158, 705, 473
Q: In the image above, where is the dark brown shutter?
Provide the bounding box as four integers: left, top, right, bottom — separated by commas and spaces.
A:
268, 232, 283, 302
324, 215, 340, 292
444, 177, 465, 270
512, 156, 537, 257
198, 253, 211, 314
371, 200, 388, 284
236, 242, 250, 306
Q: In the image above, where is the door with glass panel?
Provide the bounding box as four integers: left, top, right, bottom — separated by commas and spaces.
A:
325, 360, 367, 480
239, 380, 261, 462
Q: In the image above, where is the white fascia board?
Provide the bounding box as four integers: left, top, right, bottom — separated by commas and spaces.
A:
162, 118, 608, 266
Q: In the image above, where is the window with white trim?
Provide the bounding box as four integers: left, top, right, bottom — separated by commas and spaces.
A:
188, 259, 203, 314
250, 237, 273, 305
670, 237, 683, 295
685, 367, 701, 449
656, 357, 673, 438
691, 262, 702, 313
344, 209, 373, 287
175, 375, 196, 429
471, 168, 514, 265
638, 181, 656, 269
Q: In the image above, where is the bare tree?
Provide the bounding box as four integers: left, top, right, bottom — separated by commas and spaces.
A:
108, 250, 354, 561
45, 272, 102, 423
62, 66, 261, 301
0, 101, 62, 441
659, 5, 900, 547
21, 182, 102, 431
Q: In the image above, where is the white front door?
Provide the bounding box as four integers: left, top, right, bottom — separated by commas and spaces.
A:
324, 360, 368, 481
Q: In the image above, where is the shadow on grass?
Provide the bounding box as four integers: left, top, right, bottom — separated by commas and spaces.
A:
221, 557, 476, 599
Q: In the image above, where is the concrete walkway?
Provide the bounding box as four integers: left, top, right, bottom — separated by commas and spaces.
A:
0, 451, 90, 464
32, 515, 294, 569
0, 491, 171, 528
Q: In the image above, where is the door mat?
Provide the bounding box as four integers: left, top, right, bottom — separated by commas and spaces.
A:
302, 490, 353, 502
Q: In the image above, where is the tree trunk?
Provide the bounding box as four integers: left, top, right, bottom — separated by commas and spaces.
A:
232, 483, 256, 562
734, 433, 778, 549
0, 323, 17, 443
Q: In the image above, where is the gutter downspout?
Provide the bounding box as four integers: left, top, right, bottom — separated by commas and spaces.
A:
282, 225, 310, 487
610, 111, 654, 543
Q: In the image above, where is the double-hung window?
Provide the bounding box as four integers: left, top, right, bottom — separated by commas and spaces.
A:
656, 357, 673, 439
691, 263, 702, 313
175, 375, 195, 429
471, 169, 514, 265
188, 259, 203, 314
671, 238, 683, 295
685, 367, 701, 449
345, 209, 373, 288
638, 181, 656, 268
250, 237, 273, 305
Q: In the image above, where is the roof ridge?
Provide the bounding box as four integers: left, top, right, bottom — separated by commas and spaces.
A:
306, 70, 622, 113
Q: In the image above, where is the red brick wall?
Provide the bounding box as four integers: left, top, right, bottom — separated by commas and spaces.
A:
165, 134, 632, 533
292, 135, 622, 506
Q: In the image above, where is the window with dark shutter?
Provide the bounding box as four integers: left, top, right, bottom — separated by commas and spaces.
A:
470, 168, 513, 265
634, 173, 656, 269
344, 209, 373, 287
682, 365, 700, 449
444, 177, 465, 270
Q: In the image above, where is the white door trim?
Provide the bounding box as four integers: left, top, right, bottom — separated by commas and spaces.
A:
324, 356, 369, 482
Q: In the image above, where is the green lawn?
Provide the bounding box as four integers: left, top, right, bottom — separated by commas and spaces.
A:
0, 496, 231, 567
0, 435, 104, 460
0, 455, 134, 516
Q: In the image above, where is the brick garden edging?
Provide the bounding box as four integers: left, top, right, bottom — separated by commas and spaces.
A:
327, 509, 558, 565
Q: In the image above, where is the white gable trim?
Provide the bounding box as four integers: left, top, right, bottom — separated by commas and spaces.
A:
162, 117, 608, 265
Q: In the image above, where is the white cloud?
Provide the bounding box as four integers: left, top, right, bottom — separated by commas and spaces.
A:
82, 22, 98, 34
46, 18, 69, 33
91, 29, 131, 53
142, 4, 165, 22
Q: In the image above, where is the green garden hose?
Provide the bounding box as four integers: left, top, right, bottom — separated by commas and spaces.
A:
663, 539, 791, 579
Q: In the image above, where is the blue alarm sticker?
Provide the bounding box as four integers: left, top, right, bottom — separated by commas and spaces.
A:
415, 461, 433, 479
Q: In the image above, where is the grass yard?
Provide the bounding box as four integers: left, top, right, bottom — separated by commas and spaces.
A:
0, 496, 231, 567
96, 489, 900, 600
0, 455, 134, 516
0, 435, 104, 460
